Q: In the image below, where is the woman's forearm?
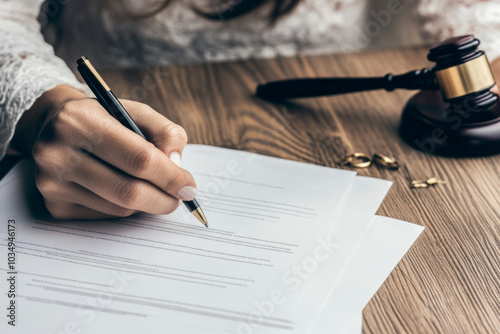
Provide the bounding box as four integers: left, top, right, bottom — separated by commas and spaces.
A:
0, 0, 88, 159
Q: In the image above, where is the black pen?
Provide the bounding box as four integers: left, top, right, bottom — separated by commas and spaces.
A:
76, 56, 208, 228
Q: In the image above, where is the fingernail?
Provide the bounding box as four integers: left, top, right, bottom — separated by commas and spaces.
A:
169, 152, 183, 168
177, 186, 198, 200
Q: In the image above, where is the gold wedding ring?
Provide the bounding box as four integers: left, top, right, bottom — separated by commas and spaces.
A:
373, 153, 399, 170
339, 153, 372, 168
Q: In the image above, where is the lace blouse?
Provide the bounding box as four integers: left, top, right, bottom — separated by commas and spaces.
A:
1, 0, 500, 158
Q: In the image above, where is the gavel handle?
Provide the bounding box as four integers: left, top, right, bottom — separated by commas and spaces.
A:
256, 68, 438, 100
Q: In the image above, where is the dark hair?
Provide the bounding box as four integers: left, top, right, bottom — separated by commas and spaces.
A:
192, 0, 300, 22
41, 0, 301, 50
96, 0, 300, 22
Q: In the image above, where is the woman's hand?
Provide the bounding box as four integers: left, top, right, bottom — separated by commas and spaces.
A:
13, 85, 197, 220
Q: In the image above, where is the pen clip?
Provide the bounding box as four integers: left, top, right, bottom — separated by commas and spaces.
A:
78, 65, 116, 118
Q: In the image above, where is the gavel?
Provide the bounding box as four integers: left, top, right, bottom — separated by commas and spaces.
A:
256, 35, 500, 157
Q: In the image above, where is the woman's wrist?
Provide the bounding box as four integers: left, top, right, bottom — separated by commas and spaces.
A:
12, 85, 88, 156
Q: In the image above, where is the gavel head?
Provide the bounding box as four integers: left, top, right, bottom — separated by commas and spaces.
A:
427, 35, 498, 112
400, 35, 500, 157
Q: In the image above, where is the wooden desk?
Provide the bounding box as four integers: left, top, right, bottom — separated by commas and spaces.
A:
98, 48, 500, 333
103, 47, 500, 333
4, 47, 500, 332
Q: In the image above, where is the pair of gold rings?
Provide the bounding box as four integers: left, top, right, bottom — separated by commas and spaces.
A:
339, 153, 399, 170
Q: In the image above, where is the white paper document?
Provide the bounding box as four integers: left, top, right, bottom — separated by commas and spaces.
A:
1, 145, 352, 333
315, 216, 424, 334
0, 145, 422, 334
345, 314, 363, 334
301, 177, 391, 302
286, 176, 392, 333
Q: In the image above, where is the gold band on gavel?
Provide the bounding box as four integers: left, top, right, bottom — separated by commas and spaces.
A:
434, 54, 496, 100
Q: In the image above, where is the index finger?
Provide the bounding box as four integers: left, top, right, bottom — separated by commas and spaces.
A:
79, 102, 198, 200
121, 99, 188, 157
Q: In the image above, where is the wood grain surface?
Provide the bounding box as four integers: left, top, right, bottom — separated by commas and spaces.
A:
99, 47, 500, 333
2, 47, 498, 333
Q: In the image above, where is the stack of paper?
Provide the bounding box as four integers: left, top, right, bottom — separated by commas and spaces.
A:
0, 145, 422, 333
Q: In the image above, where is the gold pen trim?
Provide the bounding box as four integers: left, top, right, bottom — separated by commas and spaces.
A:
192, 208, 208, 227
81, 58, 111, 91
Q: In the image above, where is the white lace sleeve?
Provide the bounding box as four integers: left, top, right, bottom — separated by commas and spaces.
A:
0, 0, 89, 159
416, 0, 500, 61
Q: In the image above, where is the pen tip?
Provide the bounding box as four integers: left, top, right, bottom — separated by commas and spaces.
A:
192, 207, 209, 228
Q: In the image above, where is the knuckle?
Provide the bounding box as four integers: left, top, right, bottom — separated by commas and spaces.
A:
35, 174, 60, 196
35, 173, 50, 193
163, 200, 181, 214
111, 205, 136, 218
162, 123, 188, 144
33, 143, 61, 167
47, 204, 72, 220
53, 102, 78, 131
32, 141, 49, 162
59, 100, 81, 115
50, 100, 95, 139
164, 170, 186, 192
128, 146, 156, 175
115, 180, 147, 208
33, 148, 72, 182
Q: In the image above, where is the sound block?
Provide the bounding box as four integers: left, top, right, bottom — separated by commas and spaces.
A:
399, 90, 500, 157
